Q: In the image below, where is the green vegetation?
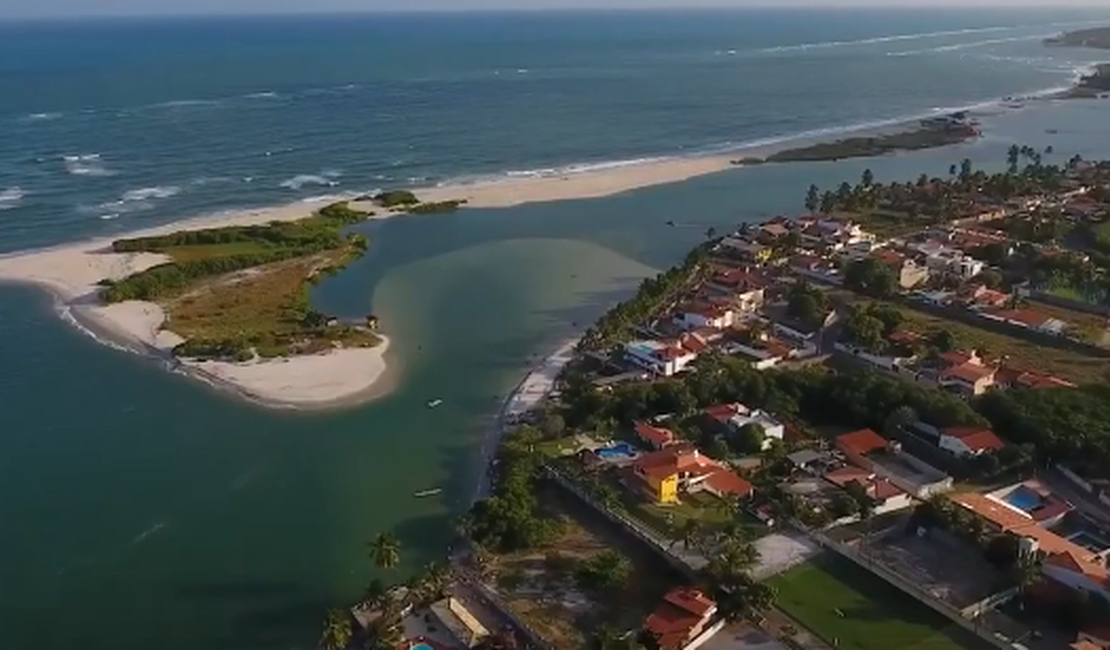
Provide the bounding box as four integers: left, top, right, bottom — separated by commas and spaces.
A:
863, 298, 1110, 384
372, 189, 419, 208
101, 202, 380, 360
978, 384, 1110, 476
766, 122, 977, 164
844, 257, 897, 298
786, 280, 831, 328
403, 199, 467, 214
579, 245, 708, 351
770, 555, 991, 650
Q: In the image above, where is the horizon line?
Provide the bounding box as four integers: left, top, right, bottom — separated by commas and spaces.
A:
3, 4, 1110, 23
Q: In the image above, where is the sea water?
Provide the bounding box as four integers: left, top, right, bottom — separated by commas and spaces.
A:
1, 9, 1110, 649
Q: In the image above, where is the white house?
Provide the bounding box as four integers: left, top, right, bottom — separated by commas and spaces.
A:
624, 340, 697, 377
726, 409, 785, 450
938, 427, 1005, 457
674, 305, 735, 331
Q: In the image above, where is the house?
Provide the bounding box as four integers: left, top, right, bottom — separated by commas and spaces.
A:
959, 284, 1011, 309
624, 339, 699, 377
772, 317, 823, 345
635, 422, 679, 450
429, 597, 490, 648
632, 446, 753, 505
935, 349, 997, 396
822, 465, 914, 514
801, 219, 875, 250
994, 366, 1077, 390
727, 334, 797, 370
719, 237, 773, 264
643, 587, 721, 650
938, 427, 1005, 457
951, 492, 1110, 601
835, 429, 889, 467
675, 304, 735, 331
1075, 622, 1110, 650
702, 402, 750, 431
872, 249, 930, 289
789, 254, 843, 285
725, 409, 786, 450
979, 308, 1068, 336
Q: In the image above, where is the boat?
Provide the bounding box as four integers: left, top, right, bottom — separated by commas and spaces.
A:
426, 399, 443, 409
414, 488, 442, 498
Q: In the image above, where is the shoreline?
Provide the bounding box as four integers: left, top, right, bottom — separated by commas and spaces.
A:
473, 337, 580, 503
0, 201, 399, 411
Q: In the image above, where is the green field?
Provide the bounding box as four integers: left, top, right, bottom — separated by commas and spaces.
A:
770, 555, 991, 650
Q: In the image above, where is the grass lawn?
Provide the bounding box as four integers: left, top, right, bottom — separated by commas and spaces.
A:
162, 240, 274, 263
832, 209, 936, 239
770, 555, 992, 650
860, 298, 1110, 384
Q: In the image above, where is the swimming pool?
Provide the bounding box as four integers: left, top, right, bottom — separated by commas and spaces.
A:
1003, 485, 1042, 512
410, 644, 435, 650
596, 442, 637, 460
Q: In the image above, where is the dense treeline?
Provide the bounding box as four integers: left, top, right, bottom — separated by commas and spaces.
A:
403, 199, 466, 214
101, 202, 370, 303
579, 246, 708, 351
978, 385, 1110, 474
465, 427, 563, 553
373, 190, 419, 208
561, 351, 983, 434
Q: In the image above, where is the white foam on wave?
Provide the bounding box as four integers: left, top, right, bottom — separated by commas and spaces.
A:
754, 24, 1023, 54
20, 112, 62, 123
889, 33, 1051, 57
280, 170, 342, 190
0, 186, 24, 210
244, 91, 279, 99
121, 186, 181, 202
63, 153, 113, 177
152, 98, 222, 109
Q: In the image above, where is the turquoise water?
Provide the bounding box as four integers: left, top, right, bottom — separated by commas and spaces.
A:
1003, 486, 1043, 512
597, 442, 638, 460
2, 9, 1110, 650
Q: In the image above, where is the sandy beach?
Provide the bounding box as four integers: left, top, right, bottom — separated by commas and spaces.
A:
0, 199, 398, 409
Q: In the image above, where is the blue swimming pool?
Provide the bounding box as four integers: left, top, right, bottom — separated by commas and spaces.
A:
1004, 485, 1042, 512
410, 643, 435, 650
596, 442, 637, 460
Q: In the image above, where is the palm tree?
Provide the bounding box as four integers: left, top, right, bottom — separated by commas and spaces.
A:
319, 609, 352, 650
715, 497, 741, 521
678, 518, 702, 550
418, 561, 450, 599
368, 532, 401, 570
362, 578, 387, 606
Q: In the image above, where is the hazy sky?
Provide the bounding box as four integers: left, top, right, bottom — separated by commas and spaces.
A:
0, 0, 1105, 19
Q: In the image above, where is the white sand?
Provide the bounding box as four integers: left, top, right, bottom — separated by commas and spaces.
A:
0, 199, 395, 409
0, 154, 740, 409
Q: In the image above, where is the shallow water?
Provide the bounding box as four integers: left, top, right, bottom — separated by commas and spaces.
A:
2, 9, 1110, 650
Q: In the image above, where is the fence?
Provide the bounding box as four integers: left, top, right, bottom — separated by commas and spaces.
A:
805, 527, 1020, 650
457, 576, 554, 650
541, 464, 707, 577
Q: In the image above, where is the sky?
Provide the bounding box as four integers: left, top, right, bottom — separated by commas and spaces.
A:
0, 0, 1106, 19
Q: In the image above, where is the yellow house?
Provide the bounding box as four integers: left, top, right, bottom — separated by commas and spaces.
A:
634, 446, 754, 505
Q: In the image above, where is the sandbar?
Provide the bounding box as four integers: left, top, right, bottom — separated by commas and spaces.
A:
0, 200, 396, 410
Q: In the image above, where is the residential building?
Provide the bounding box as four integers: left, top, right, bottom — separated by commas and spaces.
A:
979, 308, 1068, 336
994, 366, 1077, 390
702, 402, 750, 432
429, 597, 490, 648
624, 339, 699, 377
935, 349, 997, 397
1075, 622, 1110, 650
951, 492, 1110, 601
801, 219, 875, 250
631, 446, 753, 505
635, 422, 679, 451
835, 429, 953, 498
725, 409, 785, 450
772, 317, 823, 345
938, 426, 1005, 457
643, 587, 721, 650
959, 284, 1011, 309
822, 465, 914, 514
675, 304, 735, 331
719, 236, 773, 264
872, 249, 930, 289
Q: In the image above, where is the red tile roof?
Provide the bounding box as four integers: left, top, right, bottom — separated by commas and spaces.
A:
982, 308, 1053, 329
644, 587, 717, 650
943, 427, 1005, 453
940, 362, 996, 384
703, 470, 754, 498
704, 402, 749, 424
634, 422, 676, 449
836, 429, 888, 457
634, 446, 721, 480
940, 350, 977, 367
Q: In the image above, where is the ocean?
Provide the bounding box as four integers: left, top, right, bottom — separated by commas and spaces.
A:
1, 8, 1110, 649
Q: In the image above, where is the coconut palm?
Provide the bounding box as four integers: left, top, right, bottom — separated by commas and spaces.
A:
319, 609, 352, 650
368, 532, 401, 570
362, 578, 387, 606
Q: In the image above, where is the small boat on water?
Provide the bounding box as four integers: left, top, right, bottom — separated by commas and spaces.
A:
427, 399, 443, 409
414, 488, 442, 498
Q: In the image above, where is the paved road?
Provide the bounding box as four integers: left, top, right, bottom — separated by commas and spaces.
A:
701, 625, 791, 650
